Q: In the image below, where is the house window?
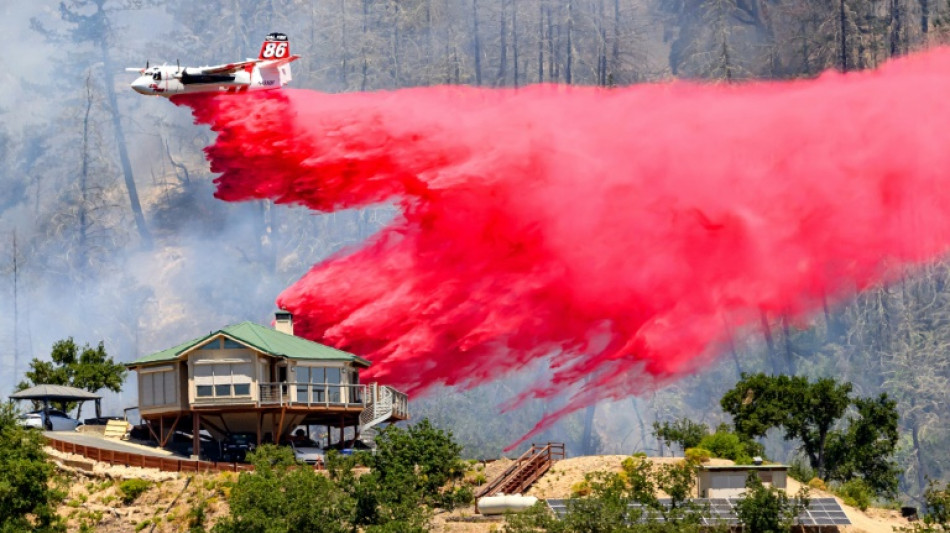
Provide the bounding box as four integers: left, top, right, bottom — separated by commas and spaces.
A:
294, 366, 356, 403
141, 366, 177, 407
194, 362, 253, 399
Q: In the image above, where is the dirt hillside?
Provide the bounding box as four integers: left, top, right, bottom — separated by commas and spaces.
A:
48, 447, 912, 533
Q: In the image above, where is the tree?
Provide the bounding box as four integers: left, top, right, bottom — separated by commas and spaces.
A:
213, 445, 356, 533
353, 418, 467, 528
652, 418, 710, 454
0, 403, 64, 533
721, 373, 851, 479
18, 338, 126, 417
734, 472, 809, 533
825, 393, 901, 497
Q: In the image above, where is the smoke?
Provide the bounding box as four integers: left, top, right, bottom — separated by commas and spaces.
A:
175, 48, 950, 446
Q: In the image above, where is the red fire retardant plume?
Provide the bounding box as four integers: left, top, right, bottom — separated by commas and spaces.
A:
175, 49, 950, 447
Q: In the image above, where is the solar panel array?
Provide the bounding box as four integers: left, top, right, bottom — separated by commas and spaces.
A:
545, 497, 851, 527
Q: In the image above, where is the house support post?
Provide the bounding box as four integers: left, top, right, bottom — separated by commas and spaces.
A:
256, 412, 263, 447
340, 414, 345, 447
192, 411, 201, 460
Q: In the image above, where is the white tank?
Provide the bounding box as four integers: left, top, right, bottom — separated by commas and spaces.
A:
477, 493, 539, 515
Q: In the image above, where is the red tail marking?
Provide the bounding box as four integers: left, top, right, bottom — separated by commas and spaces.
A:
259, 39, 290, 60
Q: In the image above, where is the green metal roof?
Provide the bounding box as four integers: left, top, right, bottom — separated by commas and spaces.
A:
127, 321, 370, 368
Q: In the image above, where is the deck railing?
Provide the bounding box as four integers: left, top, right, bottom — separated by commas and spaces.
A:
189, 382, 408, 421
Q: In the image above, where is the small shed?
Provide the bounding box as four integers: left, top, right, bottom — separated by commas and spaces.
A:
697, 464, 788, 498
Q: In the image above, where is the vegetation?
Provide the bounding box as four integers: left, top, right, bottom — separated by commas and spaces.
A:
734, 473, 809, 533
3, 0, 950, 509
118, 478, 151, 505
215, 418, 467, 533
722, 373, 899, 496
652, 419, 709, 453
0, 403, 64, 532
17, 338, 126, 416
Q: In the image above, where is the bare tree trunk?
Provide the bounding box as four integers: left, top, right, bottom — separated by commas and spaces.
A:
340, 0, 348, 87
920, 0, 930, 36
12, 231, 19, 381
93, 6, 151, 249
473, 0, 483, 85
612, 0, 621, 84
497, 0, 508, 85
512, 0, 519, 87
890, 0, 904, 57
781, 313, 796, 375
839, 0, 849, 72
581, 403, 596, 455
538, 0, 545, 82
426, 0, 433, 83
389, 1, 401, 85
760, 311, 779, 374
911, 412, 928, 496
598, 0, 607, 86
565, 0, 574, 84
361, 0, 370, 90
80, 73, 93, 271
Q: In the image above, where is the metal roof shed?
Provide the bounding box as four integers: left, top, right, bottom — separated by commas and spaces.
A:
10, 384, 102, 419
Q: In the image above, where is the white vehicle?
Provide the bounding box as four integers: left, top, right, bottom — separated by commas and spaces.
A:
287, 438, 325, 465
18, 409, 83, 431
127, 32, 299, 97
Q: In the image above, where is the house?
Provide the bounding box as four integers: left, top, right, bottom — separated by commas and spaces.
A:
126, 311, 408, 459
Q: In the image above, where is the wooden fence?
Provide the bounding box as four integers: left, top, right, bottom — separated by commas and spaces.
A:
46, 436, 256, 473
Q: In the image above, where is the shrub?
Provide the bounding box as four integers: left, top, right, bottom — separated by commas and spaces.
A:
807, 477, 827, 491
697, 430, 755, 464
571, 481, 591, 497
119, 479, 152, 505
0, 403, 64, 532
685, 447, 712, 463
836, 478, 873, 511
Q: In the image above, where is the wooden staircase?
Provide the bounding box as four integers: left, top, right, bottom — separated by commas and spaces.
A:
476, 442, 565, 498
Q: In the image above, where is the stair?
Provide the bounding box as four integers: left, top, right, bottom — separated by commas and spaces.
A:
357, 383, 395, 448
476, 442, 566, 498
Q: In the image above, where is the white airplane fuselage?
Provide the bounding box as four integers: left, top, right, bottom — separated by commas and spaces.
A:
131, 63, 289, 96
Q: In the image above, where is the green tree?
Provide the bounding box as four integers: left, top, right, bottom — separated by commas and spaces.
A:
721, 373, 851, 479
213, 445, 356, 533
0, 403, 64, 533
696, 424, 763, 465
734, 472, 809, 533
825, 393, 900, 497
18, 338, 126, 416
652, 419, 709, 453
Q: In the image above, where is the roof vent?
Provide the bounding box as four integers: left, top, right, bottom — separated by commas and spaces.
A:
753, 456, 763, 466
275, 311, 294, 336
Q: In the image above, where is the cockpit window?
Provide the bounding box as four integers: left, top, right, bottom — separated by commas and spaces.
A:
152, 71, 162, 81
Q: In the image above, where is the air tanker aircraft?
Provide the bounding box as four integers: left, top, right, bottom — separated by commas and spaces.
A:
127, 32, 299, 96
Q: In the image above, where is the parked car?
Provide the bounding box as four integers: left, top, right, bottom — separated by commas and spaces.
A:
221, 432, 257, 463
328, 439, 373, 456
285, 438, 325, 465
18, 409, 82, 431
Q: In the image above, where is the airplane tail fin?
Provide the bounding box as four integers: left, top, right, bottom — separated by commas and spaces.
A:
259, 32, 291, 61
258, 32, 299, 87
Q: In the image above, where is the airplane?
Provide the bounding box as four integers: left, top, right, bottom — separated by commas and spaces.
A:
127, 32, 299, 96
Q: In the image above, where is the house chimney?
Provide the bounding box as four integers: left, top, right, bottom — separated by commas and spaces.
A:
275, 311, 294, 336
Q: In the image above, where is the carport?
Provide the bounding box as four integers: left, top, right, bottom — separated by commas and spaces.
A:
10, 384, 102, 421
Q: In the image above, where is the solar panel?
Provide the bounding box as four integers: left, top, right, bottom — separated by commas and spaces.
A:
544, 497, 851, 526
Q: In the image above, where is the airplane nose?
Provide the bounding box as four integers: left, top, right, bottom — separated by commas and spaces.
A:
131, 77, 151, 94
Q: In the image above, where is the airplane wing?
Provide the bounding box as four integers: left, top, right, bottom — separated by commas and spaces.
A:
192, 59, 262, 75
